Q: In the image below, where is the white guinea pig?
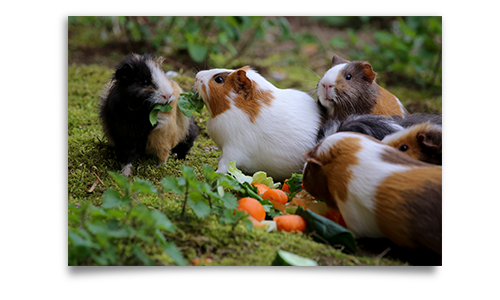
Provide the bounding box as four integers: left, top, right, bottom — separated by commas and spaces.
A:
194, 66, 322, 181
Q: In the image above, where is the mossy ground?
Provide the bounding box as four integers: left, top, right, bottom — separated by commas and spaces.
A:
68, 63, 437, 266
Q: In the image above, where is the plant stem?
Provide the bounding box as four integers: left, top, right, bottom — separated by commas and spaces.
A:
181, 183, 189, 219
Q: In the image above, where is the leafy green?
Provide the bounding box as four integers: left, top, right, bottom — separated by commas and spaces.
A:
285, 173, 303, 200
272, 250, 318, 266
296, 206, 357, 254
227, 161, 253, 184
252, 171, 279, 189
149, 102, 173, 126
178, 90, 204, 118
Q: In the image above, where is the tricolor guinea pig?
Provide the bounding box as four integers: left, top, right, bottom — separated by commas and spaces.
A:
302, 132, 442, 257
99, 54, 199, 176
382, 122, 442, 165
316, 55, 408, 121
194, 66, 322, 181
317, 114, 403, 143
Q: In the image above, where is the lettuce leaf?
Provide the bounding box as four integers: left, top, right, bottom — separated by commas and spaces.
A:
149, 103, 173, 126
252, 172, 280, 189
178, 90, 205, 118
227, 161, 253, 184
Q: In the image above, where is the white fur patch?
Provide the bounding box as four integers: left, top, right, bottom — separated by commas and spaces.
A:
147, 60, 174, 104
342, 134, 410, 238
317, 63, 347, 108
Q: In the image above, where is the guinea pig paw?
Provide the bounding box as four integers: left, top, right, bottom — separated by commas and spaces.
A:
156, 161, 167, 167
120, 164, 132, 177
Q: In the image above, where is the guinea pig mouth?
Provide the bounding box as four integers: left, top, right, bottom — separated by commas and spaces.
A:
325, 97, 335, 102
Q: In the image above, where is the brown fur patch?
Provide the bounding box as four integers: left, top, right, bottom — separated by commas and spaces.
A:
204, 72, 231, 118
381, 147, 430, 167
229, 68, 274, 123
374, 166, 442, 254
146, 80, 190, 163
384, 123, 442, 165
370, 86, 407, 116
303, 136, 362, 205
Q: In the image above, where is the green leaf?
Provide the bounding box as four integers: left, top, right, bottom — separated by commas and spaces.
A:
132, 246, 155, 266
187, 42, 208, 63
188, 197, 211, 218
161, 176, 185, 194
203, 164, 221, 183
101, 189, 130, 208
285, 173, 303, 200
227, 161, 253, 184
296, 206, 357, 254
131, 178, 158, 194
272, 250, 318, 266
242, 219, 253, 231
108, 171, 130, 194
220, 192, 238, 210
150, 210, 176, 233
164, 242, 187, 266
149, 102, 173, 126
178, 90, 204, 118
181, 165, 197, 182
252, 171, 279, 189
68, 229, 100, 249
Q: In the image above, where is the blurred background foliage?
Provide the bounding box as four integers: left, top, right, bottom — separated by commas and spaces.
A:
68, 16, 441, 111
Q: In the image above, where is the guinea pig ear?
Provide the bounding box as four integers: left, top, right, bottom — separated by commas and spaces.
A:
417, 130, 442, 153
302, 150, 324, 167
360, 62, 377, 83
330, 55, 349, 68
115, 63, 134, 82
234, 70, 252, 98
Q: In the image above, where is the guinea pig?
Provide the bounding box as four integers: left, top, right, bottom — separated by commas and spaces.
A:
194, 66, 322, 181
99, 53, 199, 176
382, 122, 442, 165
302, 132, 442, 257
316, 114, 403, 143
316, 55, 408, 122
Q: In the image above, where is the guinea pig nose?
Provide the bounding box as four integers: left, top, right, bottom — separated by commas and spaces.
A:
161, 95, 167, 99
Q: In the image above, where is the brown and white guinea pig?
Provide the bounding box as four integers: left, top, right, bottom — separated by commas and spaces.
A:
99, 54, 199, 176
302, 132, 442, 256
382, 122, 442, 165
316, 55, 408, 121
194, 66, 322, 181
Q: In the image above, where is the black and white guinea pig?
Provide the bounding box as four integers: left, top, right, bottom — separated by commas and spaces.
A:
382, 122, 442, 165
194, 66, 322, 181
316, 55, 408, 121
302, 132, 442, 258
316, 114, 403, 143
99, 54, 199, 176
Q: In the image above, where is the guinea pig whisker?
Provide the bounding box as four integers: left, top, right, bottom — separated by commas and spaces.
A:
306, 68, 321, 79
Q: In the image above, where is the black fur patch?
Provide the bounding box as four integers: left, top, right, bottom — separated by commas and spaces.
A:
316, 114, 402, 143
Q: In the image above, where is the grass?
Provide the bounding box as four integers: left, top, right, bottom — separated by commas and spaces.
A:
68, 62, 440, 266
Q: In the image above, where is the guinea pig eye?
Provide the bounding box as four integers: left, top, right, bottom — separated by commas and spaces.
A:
142, 79, 150, 85
399, 145, 409, 152
346, 74, 352, 80
214, 76, 224, 84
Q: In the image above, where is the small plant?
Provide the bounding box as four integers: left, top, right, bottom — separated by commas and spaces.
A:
68, 172, 186, 266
